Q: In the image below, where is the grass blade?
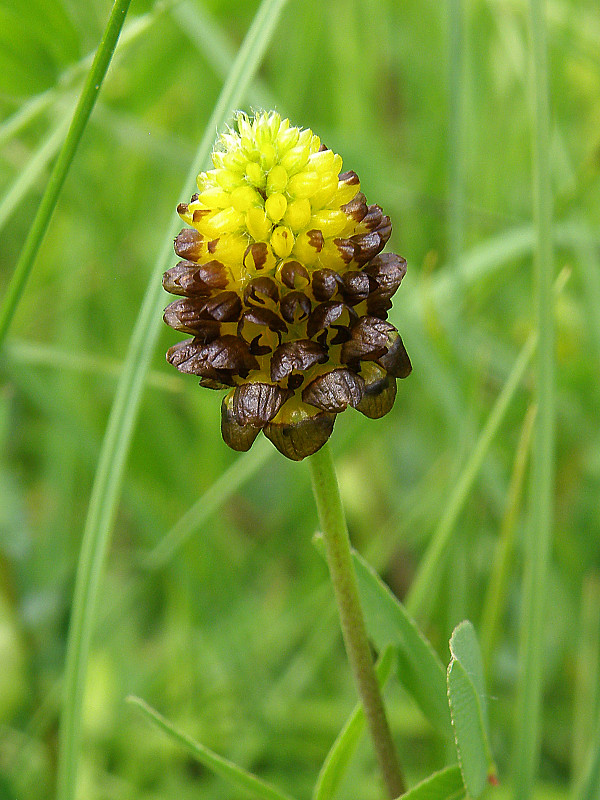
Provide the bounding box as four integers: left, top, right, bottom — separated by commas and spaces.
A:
56, 2, 290, 800
512, 1, 555, 796
405, 332, 537, 619
127, 696, 296, 800
0, 89, 57, 150
172, 0, 275, 110
574, 236, 600, 359
413, 220, 598, 315
0, 0, 133, 346
480, 403, 537, 670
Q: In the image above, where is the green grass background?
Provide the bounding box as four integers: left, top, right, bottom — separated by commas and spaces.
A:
1, 0, 600, 798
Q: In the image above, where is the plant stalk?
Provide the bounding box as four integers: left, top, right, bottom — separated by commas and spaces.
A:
309, 443, 405, 799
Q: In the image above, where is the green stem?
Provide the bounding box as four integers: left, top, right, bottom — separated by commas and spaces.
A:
308, 443, 405, 799
0, 0, 132, 347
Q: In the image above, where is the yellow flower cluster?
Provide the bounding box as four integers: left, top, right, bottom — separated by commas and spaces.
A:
163, 112, 411, 460
178, 113, 368, 279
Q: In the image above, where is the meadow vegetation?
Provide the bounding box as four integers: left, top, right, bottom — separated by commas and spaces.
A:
1, 0, 600, 798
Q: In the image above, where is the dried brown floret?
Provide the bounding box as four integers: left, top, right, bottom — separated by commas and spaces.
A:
264, 404, 336, 461
230, 382, 291, 426
270, 339, 328, 382
302, 368, 365, 412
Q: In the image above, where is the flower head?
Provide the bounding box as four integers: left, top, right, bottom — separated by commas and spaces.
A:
163, 112, 411, 460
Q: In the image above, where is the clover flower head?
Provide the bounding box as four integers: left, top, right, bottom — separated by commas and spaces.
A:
162, 111, 411, 460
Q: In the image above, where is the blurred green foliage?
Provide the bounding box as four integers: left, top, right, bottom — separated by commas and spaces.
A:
1, 0, 600, 798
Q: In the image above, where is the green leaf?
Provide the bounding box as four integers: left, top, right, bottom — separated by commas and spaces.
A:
449, 622, 489, 731
352, 550, 454, 741
127, 696, 296, 800
398, 765, 465, 800
313, 646, 395, 800
447, 622, 496, 798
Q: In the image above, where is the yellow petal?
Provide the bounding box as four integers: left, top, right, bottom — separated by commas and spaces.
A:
270, 225, 295, 258
265, 193, 287, 223
246, 207, 272, 241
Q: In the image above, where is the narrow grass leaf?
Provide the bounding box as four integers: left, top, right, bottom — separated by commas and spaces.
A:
406, 332, 537, 619
313, 646, 395, 800
480, 403, 537, 670
0, 89, 56, 150
513, 1, 556, 796
352, 551, 453, 741
447, 622, 495, 799
127, 697, 296, 800
413, 220, 594, 320
447, 0, 465, 298
56, 3, 291, 800
0, 0, 133, 346
397, 765, 465, 800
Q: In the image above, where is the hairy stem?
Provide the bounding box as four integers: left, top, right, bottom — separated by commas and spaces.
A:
309, 443, 405, 798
